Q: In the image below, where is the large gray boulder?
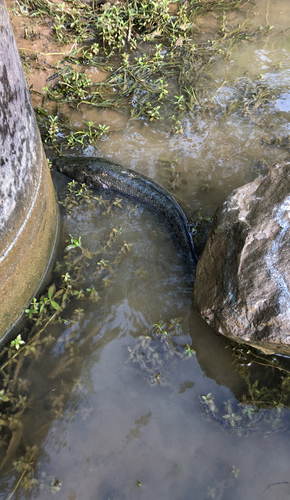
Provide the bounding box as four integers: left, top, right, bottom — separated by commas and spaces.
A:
193, 159, 290, 356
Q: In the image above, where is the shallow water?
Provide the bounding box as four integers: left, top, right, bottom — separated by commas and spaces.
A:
2, 1, 290, 499
2, 183, 290, 500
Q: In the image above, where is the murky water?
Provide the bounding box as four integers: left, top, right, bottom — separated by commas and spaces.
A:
3, 182, 290, 500
2, 1, 290, 499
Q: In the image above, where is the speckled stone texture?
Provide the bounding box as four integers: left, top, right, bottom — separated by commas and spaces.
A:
193, 159, 290, 356
0, 0, 57, 339
0, 0, 38, 248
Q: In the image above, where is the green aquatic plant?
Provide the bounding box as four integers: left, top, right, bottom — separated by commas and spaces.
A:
67, 122, 110, 147
59, 180, 95, 212
0, 390, 9, 403
24, 282, 65, 323
190, 212, 213, 235
23, 0, 279, 145
126, 318, 195, 386
223, 401, 242, 428
153, 320, 168, 336
25, 298, 39, 319
36, 106, 111, 151
199, 391, 287, 436
200, 393, 217, 414
10, 335, 25, 352
9, 447, 38, 498
0, 177, 135, 497
184, 343, 196, 358
65, 234, 82, 251
97, 259, 109, 269
229, 341, 290, 409
223, 77, 277, 117
49, 69, 92, 101
190, 211, 213, 255
171, 117, 184, 135
44, 115, 59, 143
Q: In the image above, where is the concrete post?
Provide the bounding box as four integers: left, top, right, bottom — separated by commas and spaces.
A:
0, 0, 58, 340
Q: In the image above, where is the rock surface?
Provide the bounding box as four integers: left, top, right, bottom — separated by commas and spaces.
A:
193, 159, 290, 356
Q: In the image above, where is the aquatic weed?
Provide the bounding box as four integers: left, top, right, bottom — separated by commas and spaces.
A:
0, 179, 134, 494
21, 0, 281, 148
229, 341, 290, 409
126, 318, 195, 386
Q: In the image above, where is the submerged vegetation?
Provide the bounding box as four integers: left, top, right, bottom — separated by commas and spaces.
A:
229, 342, 290, 410
0, 181, 133, 494
2, 0, 290, 496
11, 0, 283, 154
126, 318, 196, 387
1, 180, 290, 495
126, 320, 290, 436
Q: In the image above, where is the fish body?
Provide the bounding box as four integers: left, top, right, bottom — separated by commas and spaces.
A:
52, 157, 197, 266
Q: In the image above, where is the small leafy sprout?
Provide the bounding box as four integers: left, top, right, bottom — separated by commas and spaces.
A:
232, 465, 240, 478
113, 227, 122, 235
45, 115, 59, 143
201, 393, 217, 414
54, 261, 62, 272
33, 285, 63, 317
174, 94, 185, 110
0, 390, 9, 402
62, 272, 71, 283
98, 124, 110, 135
184, 343, 196, 357
241, 405, 256, 419
171, 119, 183, 134
10, 334, 25, 351
197, 212, 212, 222
67, 180, 77, 192
65, 234, 82, 251
153, 44, 164, 61
223, 411, 242, 427
144, 102, 162, 121
202, 393, 212, 403
113, 198, 122, 208
191, 212, 213, 234
207, 486, 216, 499
67, 122, 110, 147
91, 43, 99, 55
25, 298, 39, 318
86, 287, 100, 302
47, 285, 63, 312
73, 290, 85, 299
169, 317, 182, 329
95, 195, 106, 206
97, 259, 109, 268
153, 321, 167, 336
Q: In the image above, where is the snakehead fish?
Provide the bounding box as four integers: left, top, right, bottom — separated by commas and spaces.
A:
52, 157, 198, 266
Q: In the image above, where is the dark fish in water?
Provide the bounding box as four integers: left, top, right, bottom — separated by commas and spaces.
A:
52, 157, 198, 266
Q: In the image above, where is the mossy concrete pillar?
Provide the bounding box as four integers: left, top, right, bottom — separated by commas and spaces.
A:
0, 0, 58, 339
